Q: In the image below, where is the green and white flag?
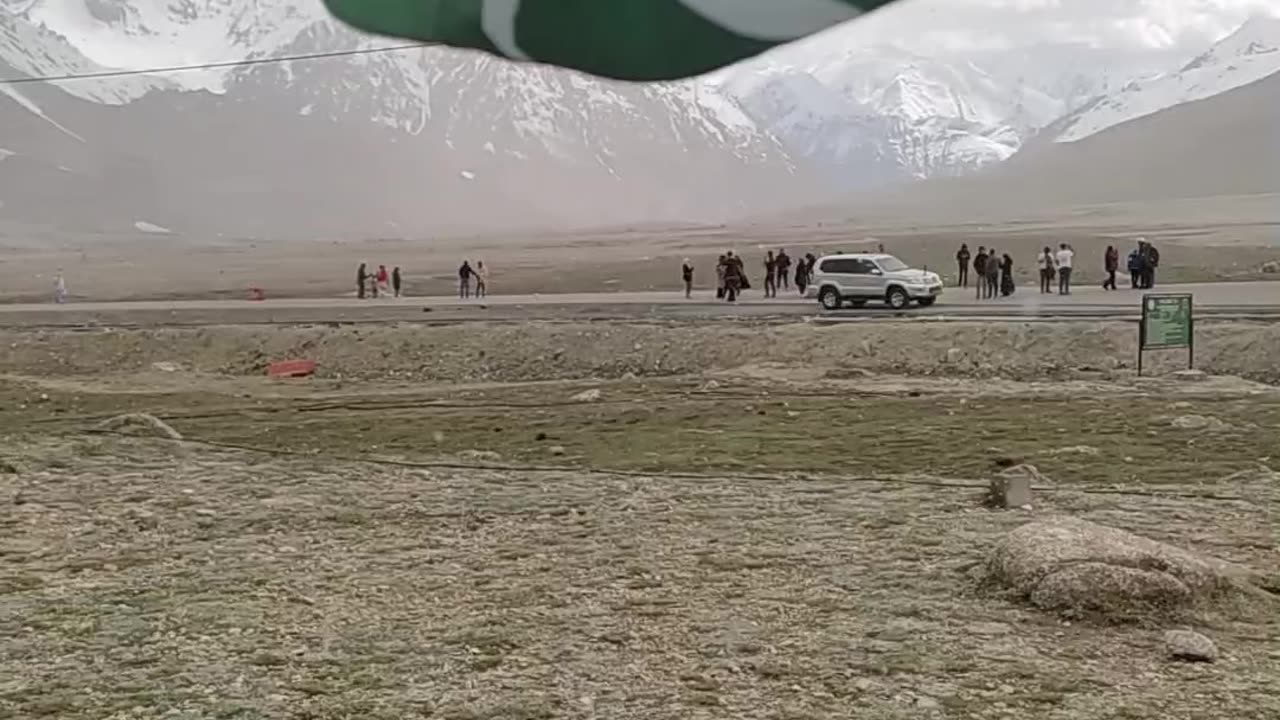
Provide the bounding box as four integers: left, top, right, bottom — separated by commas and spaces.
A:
322, 0, 899, 81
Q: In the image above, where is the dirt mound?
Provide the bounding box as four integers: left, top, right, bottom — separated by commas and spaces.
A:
3, 320, 1280, 384
983, 516, 1255, 623
96, 413, 182, 440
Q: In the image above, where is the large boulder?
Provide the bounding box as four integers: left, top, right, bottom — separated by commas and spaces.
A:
982, 516, 1247, 623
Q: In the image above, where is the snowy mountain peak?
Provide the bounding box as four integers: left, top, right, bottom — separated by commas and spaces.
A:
1229, 13, 1280, 46
1053, 16, 1280, 143
1182, 14, 1279, 72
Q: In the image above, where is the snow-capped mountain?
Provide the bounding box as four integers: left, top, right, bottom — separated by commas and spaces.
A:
0, 0, 815, 237
720, 46, 1067, 189
1052, 15, 1280, 143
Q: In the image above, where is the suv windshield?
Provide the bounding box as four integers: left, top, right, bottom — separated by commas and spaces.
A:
878, 257, 908, 272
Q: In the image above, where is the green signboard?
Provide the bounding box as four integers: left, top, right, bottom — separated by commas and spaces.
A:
1138, 294, 1193, 375
321, 0, 900, 81
1141, 294, 1193, 349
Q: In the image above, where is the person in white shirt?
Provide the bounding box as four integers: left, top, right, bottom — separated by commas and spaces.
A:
1054, 243, 1075, 295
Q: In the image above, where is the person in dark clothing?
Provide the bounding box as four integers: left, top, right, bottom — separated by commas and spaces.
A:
392, 266, 402, 298
956, 244, 971, 288
458, 260, 473, 298
724, 252, 743, 302
681, 259, 694, 299
764, 251, 777, 298
776, 250, 791, 291
715, 255, 727, 299
1142, 243, 1160, 288
356, 263, 368, 299
1000, 254, 1015, 297
985, 248, 1001, 299
1102, 246, 1118, 290
973, 247, 988, 299
1128, 247, 1143, 289
795, 259, 808, 295
1038, 247, 1055, 294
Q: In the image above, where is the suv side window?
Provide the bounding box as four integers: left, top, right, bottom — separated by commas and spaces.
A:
851, 259, 881, 275
820, 258, 860, 274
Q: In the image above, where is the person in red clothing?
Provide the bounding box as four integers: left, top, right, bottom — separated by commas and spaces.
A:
1103, 246, 1119, 290
375, 265, 390, 298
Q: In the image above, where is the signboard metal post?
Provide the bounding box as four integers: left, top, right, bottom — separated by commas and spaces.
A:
1138, 294, 1194, 377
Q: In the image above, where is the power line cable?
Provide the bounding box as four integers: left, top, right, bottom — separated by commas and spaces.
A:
0, 43, 432, 86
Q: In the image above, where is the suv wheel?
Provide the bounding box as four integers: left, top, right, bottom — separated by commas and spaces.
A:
818, 287, 842, 310
886, 287, 910, 310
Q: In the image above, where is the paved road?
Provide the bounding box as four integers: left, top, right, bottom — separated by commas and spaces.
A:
0, 281, 1276, 328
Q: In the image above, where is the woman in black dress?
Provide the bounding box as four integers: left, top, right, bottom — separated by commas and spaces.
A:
1000, 254, 1016, 297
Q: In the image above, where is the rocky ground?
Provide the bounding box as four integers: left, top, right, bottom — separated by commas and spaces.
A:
2, 318, 1278, 719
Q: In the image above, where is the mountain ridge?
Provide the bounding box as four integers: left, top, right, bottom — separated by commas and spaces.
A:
1, 0, 821, 238
846, 68, 1280, 218
1050, 14, 1280, 143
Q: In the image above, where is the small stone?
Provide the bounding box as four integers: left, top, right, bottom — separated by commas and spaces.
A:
548, 445, 566, 456
945, 348, 963, 364
571, 388, 602, 403
1171, 369, 1206, 381
1165, 630, 1217, 663
96, 413, 183, 440
966, 621, 1012, 637
1171, 414, 1229, 431
1048, 445, 1099, 456
999, 463, 1049, 485
915, 696, 940, 709
988, 475, 1033, 509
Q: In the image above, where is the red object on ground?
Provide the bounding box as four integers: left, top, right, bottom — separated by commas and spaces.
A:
267, 359, 317, 378
248, 287, 266, 301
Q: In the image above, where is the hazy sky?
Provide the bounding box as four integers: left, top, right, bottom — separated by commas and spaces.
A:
810, 0, 1280, 52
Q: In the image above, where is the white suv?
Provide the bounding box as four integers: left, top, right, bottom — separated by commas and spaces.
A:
811, 253, 943, 310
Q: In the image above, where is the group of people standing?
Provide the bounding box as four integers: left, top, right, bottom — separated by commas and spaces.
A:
956, 239, 1161, 297
1127, 241, 1161, 289
1035, 244, 1076, 294
356, 263, 402, 299
686, 250, 818, 302
355, 260, 492, 299
956, 244, 1016, 299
